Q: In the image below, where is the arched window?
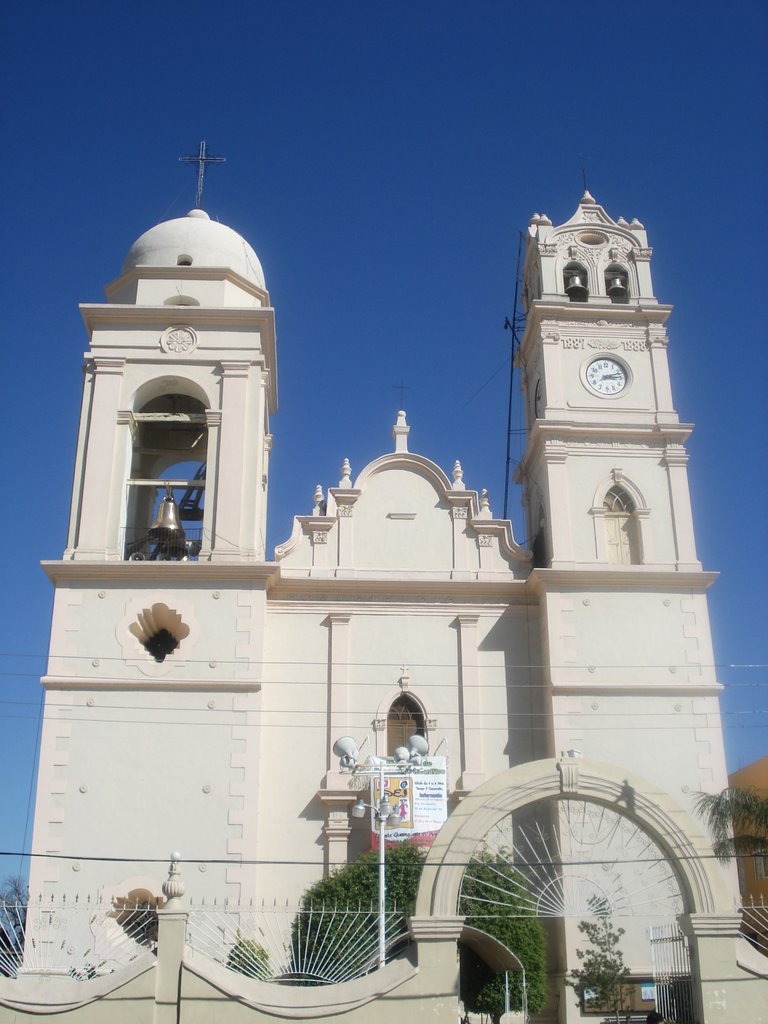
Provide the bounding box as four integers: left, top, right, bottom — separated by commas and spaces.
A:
387, 695, 426, 755
603, 486, 640, 564
564, 262, 589, 302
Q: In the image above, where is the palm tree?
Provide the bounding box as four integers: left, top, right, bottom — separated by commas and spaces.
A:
696, 788, 768, 861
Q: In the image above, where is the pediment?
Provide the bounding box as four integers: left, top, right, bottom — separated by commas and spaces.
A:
275, 447, 529, 579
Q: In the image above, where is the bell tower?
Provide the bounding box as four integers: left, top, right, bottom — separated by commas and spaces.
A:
29, 210, 278, 904
514, 190, 726, 800
515, 193, 731, 1024
516, 190, 697, 573
67, 208, 276, 563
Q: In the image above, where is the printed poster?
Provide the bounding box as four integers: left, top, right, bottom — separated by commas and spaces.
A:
370, 756, 448, 849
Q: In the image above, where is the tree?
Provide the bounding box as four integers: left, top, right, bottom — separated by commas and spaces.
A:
226, 931, 270, 979
695, 787, 768, 861
289, 842, 425, 983
0, 876, 28, 978
458, 850, 548, 1022
568, 914, 630, 1024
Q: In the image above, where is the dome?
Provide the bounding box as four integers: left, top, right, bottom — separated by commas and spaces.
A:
121, 209, 265, 288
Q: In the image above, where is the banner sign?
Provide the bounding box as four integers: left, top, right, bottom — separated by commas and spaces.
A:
370, 757, 448, 849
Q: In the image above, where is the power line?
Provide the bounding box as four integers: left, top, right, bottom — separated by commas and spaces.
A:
0, 849, 763, 869
0, 711, 765, 731
0, 652, 765, 670
1, 696, 767, 716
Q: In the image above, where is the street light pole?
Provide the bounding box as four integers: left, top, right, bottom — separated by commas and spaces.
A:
377, 760, 387, 970
332, 733, 429, 973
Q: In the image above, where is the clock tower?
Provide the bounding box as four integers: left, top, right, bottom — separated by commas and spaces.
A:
517, 190, 698, 573
515, 192, 731, 1024
515, 189, 726, 825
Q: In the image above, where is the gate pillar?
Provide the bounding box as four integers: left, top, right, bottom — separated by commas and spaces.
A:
680, 914, 746, 1024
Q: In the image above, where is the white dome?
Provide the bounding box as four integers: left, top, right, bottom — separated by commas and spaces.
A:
121, 209, 265, 288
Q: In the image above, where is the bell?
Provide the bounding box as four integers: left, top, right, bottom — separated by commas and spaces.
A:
565, 273, 588, 302
607, 275, 628, 301
149, 488, 183, 534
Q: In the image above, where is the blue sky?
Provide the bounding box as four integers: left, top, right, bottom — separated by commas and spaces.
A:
0, 0, 766, 871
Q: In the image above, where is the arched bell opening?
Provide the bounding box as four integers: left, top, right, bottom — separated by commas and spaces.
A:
563, 262, 589, 302
124, 393, 208, 561
605, 263, 630, 303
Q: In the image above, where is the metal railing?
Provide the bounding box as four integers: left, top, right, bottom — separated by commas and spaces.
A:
649, 923, 696, 1024
741, 896, 768, 956
186, 902, 411, 985
0, 897, 158, 979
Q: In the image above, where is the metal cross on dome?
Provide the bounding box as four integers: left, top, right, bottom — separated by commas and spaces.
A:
179, 141, 226, 209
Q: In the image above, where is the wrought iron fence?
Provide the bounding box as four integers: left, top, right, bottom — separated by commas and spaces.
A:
740, 896, 768, 956
186, 902, 411, 985
0, 897, 158, 979
649, 923, 696, 1024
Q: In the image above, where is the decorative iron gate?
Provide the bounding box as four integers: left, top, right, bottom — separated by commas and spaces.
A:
649, 923, 696, 1024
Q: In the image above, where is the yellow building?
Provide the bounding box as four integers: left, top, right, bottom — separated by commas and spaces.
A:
730, 756, 768, 904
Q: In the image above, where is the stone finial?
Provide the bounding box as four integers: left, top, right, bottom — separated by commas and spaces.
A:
339, 458, 352, 489
617, 216, 628, 226
539, 213, 552, 225
529, 212, 541, 224
580, 189, 597, 205
629, 217, 644, 229
162, 852, 185, 902
312, 485, 325, 516
393, 410, 410, 453
452, 460, 465, 490
478, 488, 492, 519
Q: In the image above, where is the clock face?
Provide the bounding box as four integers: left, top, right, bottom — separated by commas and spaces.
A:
585, 357, 627, 396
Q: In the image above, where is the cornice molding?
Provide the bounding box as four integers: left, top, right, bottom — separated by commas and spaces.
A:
104, 265, 270, 306
41, 560, 280, 585
551, 682, 724, 696
272, 573, 529, 599
527, 567, 718, 592
80, 303, 276, 330
42, 676, 262, 692
517, 420, 694, 475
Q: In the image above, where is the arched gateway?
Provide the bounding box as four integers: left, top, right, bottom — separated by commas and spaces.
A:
410, 757, 753, 1024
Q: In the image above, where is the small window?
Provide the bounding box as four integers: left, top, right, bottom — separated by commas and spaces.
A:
387, 695, 425, 755
605, 264, 629, 303
603, 486, 639, 564
177, 254, 193, 266
564, 262, 588, 302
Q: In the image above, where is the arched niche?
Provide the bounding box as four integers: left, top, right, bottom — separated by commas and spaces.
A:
589, 474, 651, 565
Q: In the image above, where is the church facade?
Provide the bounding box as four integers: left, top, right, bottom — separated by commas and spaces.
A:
8, 194, 765, 1022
